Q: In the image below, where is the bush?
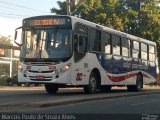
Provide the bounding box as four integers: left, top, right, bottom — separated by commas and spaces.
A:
0, 77, 8, 86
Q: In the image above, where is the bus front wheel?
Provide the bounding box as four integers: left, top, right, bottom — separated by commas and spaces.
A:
83, 73, 97, 94
45, 84, 59, 94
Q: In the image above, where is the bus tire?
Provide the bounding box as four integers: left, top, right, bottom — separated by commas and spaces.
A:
101, 85, 112, 93
17, 83, 22, 86
127, 73, 143, 92
134, 73, 143, 92
84, 72, 97, 94
45, 84, 59, 94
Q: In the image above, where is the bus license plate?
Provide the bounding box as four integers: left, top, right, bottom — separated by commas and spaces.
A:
36, 76, 45, 80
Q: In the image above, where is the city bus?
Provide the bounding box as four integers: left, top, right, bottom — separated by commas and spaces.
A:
14, 15, 158, 94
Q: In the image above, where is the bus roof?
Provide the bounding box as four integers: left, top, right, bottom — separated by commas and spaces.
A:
23, 15, 156, 46
70, 16, 156, 46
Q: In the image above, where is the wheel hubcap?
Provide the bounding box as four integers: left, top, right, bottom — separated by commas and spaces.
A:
90, 77, 96, 91
137, 75, 142, 90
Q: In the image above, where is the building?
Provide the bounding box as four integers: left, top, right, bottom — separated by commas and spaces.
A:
0, 44, 20, 78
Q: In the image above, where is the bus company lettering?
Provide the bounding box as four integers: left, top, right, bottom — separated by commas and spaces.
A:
123, 62, 131, 68
123, 62, 148, 70
76, 73, 83, 81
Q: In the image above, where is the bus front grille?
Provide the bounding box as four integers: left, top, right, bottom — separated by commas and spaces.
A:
29, 76, 52, 81
28, 70, 53, 73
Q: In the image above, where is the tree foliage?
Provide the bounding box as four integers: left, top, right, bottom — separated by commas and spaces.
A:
51, 0, 160, 39
51, 0, 160, 59
51, 1, 67, 15
0, 35, 12, 45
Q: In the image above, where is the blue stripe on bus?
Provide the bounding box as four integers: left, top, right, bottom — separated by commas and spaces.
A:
96, 53, 156, 78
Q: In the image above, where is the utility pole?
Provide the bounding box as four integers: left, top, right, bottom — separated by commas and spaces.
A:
66, 0, 71, 15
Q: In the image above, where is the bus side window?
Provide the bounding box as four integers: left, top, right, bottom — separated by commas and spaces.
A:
112, 34, 120, 55
122, 37, 130, 57
74, 34, 78, 52
141, 43, 148, 60
78, 35, 87, 53
132, 41, 140, 59
74, 34, 87, 62
101, 32, 111, 54
90, 28, 101, 52
90, 28, 96, 51
149, 45, 155, 61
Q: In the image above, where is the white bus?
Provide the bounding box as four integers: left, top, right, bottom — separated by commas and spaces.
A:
14, 15, 158, 94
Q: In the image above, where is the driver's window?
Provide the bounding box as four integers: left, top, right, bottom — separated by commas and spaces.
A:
78, 35, 87, 53
74, 34, 87, 62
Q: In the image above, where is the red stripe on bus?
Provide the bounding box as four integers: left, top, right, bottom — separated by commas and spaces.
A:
108, 73, 149, 82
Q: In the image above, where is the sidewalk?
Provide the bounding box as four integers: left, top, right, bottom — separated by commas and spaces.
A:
0, 85, 160, 90
0, 86, 44, 90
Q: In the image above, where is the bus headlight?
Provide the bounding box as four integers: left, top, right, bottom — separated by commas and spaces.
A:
55, 64, 71, 74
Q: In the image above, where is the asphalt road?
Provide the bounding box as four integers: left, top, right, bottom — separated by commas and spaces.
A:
0, 86, 160, 114
0, 87, 84, 105
30, 94, 160, 114
24, 94, 160, 120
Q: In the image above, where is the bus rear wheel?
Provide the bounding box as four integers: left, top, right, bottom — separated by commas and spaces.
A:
127, 73, 143, 92
134, 74, 143, 92
84, 73, 97, 94
45, 84, 59, 94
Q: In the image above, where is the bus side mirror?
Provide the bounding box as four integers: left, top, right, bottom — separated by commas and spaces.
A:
14, 27, 22, 46
14, 31, 17, 41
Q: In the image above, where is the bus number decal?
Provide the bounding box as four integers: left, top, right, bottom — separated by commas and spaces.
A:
76, 73, 83, 81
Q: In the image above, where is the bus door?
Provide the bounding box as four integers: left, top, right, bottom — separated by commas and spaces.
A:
73, 34, 89, 85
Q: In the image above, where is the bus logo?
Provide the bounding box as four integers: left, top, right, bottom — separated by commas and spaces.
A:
76, 73, 83, 81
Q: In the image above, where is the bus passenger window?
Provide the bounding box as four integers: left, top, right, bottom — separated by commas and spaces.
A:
132, 41, 139, 59
141, 43, 147, 60
90, 28, 101, 52
101, 32, 111, 54
149, 45, 155, 61
122, 38, 130, 57
112, 35, 120, 55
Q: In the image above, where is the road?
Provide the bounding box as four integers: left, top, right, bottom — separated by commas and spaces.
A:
20, 94, 160, 120
30, 94, 160, 114
0, 86, 160, 114
0, 86, 84, 105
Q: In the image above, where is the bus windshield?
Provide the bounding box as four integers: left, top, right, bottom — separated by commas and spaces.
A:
20, 27, 72, 62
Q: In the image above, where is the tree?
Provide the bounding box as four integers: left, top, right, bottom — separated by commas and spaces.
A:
50, 0, 77, 15
51, 0, 160, 39
122, 0, 160, 64
51, 1, 67, 15
0, 35, 12, 45
75, 0, 125, 31
123, 0, 160, 41
51, 0, 160, 62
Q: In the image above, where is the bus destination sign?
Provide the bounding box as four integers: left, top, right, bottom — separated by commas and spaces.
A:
23, 18, 71, 26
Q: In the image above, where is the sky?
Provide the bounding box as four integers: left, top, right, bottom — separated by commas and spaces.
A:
0, 0, 65, 38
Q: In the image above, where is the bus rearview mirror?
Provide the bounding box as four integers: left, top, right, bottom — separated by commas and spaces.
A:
14, 27, 22, 46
